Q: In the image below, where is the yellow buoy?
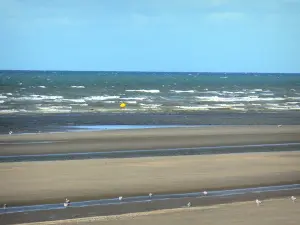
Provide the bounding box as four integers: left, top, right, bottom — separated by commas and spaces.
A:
120, 102, 126, 109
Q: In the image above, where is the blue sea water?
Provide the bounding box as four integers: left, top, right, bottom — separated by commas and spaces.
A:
0, 71, 300, 114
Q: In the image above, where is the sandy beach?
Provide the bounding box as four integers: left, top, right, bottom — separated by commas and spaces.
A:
1, 151, 300, 206
1, 125, 300, 156
19, 198, 299, 225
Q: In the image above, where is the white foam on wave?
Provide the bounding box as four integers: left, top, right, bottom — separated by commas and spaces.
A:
286, 102, 299, 105
53, 98, 86, 103
37, 105, 72, 113
6, 93, 13, 96
0, 100, 5, 104
0, 95, 8, 99
83, 96, 120, 101
170, 90, 195, 93
196, 96, 285, 102
175, 105, 246, 111
140, 103, 162, 109
288, 97, 300, 100
0, 109, 19, 114
120, 97, 146, 101
11, 95, 63, 101
71, 86, 85, 88
70, 103, 88, 106
38, 86, 46, 88
125, 89, 160, 93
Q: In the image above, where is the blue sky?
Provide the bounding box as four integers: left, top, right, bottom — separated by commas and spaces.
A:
0, 0, 299, 73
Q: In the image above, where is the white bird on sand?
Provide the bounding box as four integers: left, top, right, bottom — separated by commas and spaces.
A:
291, 196, 296, 202
203, 191, 208, 195
8, 131, 13, 135
149, 193, 153, 198
119, 196, 123, 201
187, 202, 191, 207
256, 199, 262, 206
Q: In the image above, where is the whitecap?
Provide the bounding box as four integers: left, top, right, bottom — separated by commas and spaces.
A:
37, 106, 72, 113
120, 97, 146, 101
0, 100, 4, 104
84, 96, 120, 101
170, 90, 195, 93
71, 86, 85, 89
125, 89, 160, 93
12, 95, 63, 101
175, 106, 210, 111
196, 96, 285, 102
38, 86, 46, 88
140, 103, 162, 109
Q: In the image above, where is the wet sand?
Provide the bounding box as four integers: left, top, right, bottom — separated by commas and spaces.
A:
21, 198, 299, 225
1, 152, 300, 206
1, 125, 300, 156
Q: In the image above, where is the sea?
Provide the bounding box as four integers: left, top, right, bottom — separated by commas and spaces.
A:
0, 70, 300, 134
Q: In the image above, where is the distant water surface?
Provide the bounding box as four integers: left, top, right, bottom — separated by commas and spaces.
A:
0, 71, 299, 114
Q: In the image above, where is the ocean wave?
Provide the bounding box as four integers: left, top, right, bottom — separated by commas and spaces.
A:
103, 101, 116, 104
38, 86, 46, 88
71, 86, 85, 88
288, 97, 300, 100
54, 99, 86, 103
175, 105, 246, 111
83, 96, 120, 101
120, 97, 146, 101
125, 89, 160, 93
11, 95, 64, 101
69, 103, 88, 106
196, 96, 285, 102
0, 109, 19, 114
0, 100, 4, 104
170, 90, 195, 93
0, 95, 7, 99
37, 106, 72, 113
140, 103, 162, 109
126, 101, 138, 104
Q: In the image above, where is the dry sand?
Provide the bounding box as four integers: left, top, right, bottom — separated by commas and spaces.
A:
1, 125, 300, 155
16, 197, 300, 225
1, 151, 300, 206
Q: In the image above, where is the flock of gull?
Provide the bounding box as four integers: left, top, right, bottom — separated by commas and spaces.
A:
46, 192, 298, 209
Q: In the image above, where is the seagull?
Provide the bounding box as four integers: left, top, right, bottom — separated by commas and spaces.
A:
256, 199, 262, 206
203, 191, 208, 196
277, 125, 282, 128
119, 196, 123, 201
187, 202, 191, 207
291, 196, 296, 202
8, 131, 13, 135
3, 204, 7, 209
149, 193, 153, 198
64, 198, 70, 207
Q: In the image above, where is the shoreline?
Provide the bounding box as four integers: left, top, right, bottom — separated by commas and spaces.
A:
1, 111, 300, 135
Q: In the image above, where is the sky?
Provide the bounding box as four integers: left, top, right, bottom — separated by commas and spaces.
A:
0, 0, 300, 73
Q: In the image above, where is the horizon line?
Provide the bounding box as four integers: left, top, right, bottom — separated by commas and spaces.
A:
0, 69, 299, 75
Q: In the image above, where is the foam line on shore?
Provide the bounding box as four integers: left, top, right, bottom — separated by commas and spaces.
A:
1, 184, 299, 215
